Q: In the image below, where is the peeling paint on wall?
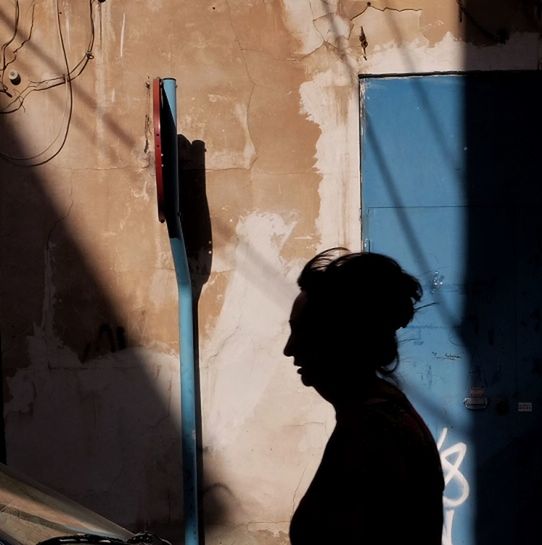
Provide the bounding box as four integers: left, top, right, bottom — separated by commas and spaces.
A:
1, 1, 541, 543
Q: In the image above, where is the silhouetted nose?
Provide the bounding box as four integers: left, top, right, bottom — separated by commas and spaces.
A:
284, 335, 293, 357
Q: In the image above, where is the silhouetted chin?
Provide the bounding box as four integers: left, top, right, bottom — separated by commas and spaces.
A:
298, 368, 314, 387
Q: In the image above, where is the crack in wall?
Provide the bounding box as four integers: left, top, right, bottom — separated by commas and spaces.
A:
349, 3, 428, 64
351, 5, 424, 21
202, 320, 241, 370
205, 167, 251, 173
285, 4, 358, 81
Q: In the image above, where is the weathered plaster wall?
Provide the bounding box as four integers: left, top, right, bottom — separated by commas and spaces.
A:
1, 1, 541, 544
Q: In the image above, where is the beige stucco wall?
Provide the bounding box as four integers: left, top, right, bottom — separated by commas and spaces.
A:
1, 1, 540, 544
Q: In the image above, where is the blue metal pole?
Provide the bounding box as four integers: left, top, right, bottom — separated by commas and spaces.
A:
162, 77, 200, 545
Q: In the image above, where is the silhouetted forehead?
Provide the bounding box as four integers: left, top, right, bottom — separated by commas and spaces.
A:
289, 292, 308, 325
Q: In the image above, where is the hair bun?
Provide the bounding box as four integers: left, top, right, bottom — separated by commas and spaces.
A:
297, 249, 423, 374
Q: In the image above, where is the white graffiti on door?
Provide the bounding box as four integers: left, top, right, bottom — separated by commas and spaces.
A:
437, 427, 470, 545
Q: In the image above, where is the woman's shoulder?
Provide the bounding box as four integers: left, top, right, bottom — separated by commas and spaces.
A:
336, 381, 439, 456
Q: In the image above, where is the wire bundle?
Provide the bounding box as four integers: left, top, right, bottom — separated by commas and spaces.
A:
0, 0, 97, 166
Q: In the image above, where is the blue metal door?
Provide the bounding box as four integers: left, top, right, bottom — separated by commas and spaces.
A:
361, 74, 542, 545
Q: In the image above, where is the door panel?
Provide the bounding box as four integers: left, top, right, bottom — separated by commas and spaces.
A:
362, 74, 542, 545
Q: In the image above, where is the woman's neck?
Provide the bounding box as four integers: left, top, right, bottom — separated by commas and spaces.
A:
330, 376, 402, 413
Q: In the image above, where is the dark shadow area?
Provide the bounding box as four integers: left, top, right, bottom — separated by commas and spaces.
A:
460, 0, 542, 46
0, 335, 5, 463
0, 104, 220, 545
463, 71, 542, 545
0, 114, 184, 536
462, 4, 542, 545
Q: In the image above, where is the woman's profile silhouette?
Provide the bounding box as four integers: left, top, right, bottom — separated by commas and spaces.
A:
284, 249, 444, 545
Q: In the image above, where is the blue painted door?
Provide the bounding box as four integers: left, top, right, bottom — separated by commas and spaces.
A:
361, 74, 542, 545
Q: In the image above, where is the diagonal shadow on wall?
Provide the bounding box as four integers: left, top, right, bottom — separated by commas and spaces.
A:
462, 3, 542, 543
0, 102, 222, 545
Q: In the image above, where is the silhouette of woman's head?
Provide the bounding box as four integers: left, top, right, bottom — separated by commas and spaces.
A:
284, 249, 422, 400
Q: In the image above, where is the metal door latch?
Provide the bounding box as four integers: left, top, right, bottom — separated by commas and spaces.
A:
464, 386, 488, 410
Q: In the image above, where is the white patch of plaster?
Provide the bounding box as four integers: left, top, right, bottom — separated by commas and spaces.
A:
309, 0, 338, 19
313, 11, 352, 47
353, 7, 423, 52
119, 13, 126, 58
202, 212, 299, 450
208, 94, 227, 103
299, 67, 361, 251
233, 102, 256, 168
361, 32, 460, 74
280, 0, 324, 55
130, 172, 154, 202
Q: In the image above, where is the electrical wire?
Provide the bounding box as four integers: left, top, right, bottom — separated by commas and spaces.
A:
1, 0, 95, 113
0, 0, 20, 91
0, 0, 97, 166
0, 0, 36, 96
0, 0, 71, 165
17, 0, 72, 164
